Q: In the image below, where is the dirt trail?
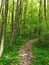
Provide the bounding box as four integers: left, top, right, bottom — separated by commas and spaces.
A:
19, 38, 38, 65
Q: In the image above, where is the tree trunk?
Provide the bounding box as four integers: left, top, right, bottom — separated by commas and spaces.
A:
9, 0, 20, 47
9, 0, 14, 47
44, 0, 46, 20
0, 23, 5, 57
38, 0, 42, 41
0, 0, 9, 58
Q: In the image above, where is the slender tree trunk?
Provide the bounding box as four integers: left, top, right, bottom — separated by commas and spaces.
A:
0, 22, 5, 57
9, 0, 20, 47
44, 0, 46, 20
11, 0, 14, 32
38, 0, 42, 41
23, 0, 28, 35
47, 0, 49, 28
19, 0, 23, 36
9, 0, 15, 47
0, 0, 4, 43
0, 0, 3, 13
0, 0, 9, 58
44, 0, 47, 30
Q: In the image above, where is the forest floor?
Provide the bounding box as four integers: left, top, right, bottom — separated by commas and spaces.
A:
0, 35, 49, 65
19, 38, 38, 65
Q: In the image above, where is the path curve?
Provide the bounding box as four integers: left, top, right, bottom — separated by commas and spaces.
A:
19, 38, 38, 65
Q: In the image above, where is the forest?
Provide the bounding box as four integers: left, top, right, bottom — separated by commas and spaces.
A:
0, 0, 49, 65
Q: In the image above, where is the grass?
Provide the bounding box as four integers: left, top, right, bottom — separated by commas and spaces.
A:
1, 32, 48, 65
0, 33, 31, 65
32, 40, 49, 65
0, 32, 37, 65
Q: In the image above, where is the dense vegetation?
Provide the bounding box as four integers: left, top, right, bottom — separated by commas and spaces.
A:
0, 0, 49, 65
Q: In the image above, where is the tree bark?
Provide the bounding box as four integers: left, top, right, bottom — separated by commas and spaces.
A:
38, 0, 42, 41
9, 0, 20, 47
0, 0, 9, 58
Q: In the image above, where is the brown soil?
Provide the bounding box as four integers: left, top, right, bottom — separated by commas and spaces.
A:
19, 38, 38, 65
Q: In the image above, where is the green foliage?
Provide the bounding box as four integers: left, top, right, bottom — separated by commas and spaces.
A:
33, 40, 49, 65
0, 0, 49, 65
0, 33, 30, 65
